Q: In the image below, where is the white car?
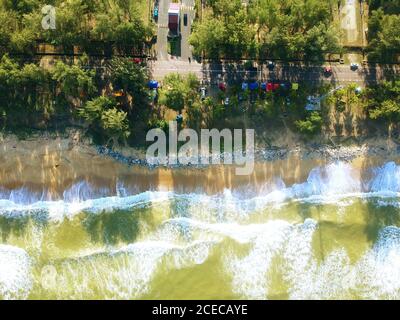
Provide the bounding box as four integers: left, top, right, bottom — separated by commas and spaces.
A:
200, 87, 207, 100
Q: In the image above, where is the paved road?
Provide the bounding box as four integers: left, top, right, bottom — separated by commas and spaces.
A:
152, 60, 399, 86
180, 0, 195, 61
152, 60, 202, 80
155, 0, 171, 61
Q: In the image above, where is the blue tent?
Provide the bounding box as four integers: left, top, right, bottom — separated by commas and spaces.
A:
261, 83, 267, 91
241, 82, 248, 91
148, 80, 159, 89
249, 82, 259, 91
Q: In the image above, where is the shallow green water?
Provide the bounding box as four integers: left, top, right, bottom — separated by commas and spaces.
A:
1, 161, 400, 300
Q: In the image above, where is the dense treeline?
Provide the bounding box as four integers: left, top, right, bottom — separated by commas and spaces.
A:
0, 0, 154, 55
190, 0, 341, 60
0, 54, 154, 144
367, 0, 400, 62
365, 80, 400, 122
0, 0, 155, 145
368, 0, 400, 14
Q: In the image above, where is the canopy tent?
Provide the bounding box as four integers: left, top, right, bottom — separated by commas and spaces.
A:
249, 82, 259, 91
148, 80, 159, 89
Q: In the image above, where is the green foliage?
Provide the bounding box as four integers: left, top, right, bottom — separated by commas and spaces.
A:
79, 96, 130, 142
365, 81, 400, 121
191, 0, 340, 60
148, 118, 169, 132
295, 112, 323, 135
51, 61, 96, 98
190, 0, 256, 59
78, 96, 112, 123
367, 9, 400, 62
108, 58, 150, 117
0, 0, 153, 54
159, 73, 200, 112
368, 0, 400, 14
255, 100, 278, 119
0, 55, 50, 124
101, 108, 130, 140
0, 1, 153, 143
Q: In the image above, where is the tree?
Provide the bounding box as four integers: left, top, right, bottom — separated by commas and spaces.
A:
159, 73, 200, 113
79, 96, 131, 144
365, 80, 400, 121
78, 96, 112, 123
190, 0, 255, 59
191, 0, 340, 60
51, 61, 96, 101
108, 57, 150, 119
0, 54, 50, 126
295, 112, 323, 135
367, 10, 400, 62
101, 108, 130, 143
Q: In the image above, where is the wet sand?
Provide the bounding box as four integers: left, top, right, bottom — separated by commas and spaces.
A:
1, 134, 400, 197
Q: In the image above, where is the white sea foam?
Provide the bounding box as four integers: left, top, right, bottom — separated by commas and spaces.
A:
1, 162, 400, 222
45, 239, 216, 299
0, 245, 32, 300
0, 191, 173, 222
224, 221, 292, 299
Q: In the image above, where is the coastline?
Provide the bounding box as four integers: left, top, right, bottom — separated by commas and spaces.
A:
1, 131, 400, 196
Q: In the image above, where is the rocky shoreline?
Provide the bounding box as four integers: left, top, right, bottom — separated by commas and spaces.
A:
96, 142, 400, 169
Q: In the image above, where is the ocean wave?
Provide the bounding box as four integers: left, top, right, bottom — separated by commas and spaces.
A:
39, 239, 216, 300
1, 161, 400, 220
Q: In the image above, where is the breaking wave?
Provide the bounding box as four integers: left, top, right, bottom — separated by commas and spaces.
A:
1, 161, 400, 221
2, 161, 400, 299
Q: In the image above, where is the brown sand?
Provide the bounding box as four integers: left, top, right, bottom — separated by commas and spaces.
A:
1, 134, 399, 197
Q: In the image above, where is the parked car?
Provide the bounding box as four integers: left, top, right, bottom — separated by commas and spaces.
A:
184, 14, 188, 26
267, 61, 275, 70
132, 58, 142, 64
200, 87, 207, 100
153, 6, 159, 20
324, 66, 332, 76
350, 63, 359, 71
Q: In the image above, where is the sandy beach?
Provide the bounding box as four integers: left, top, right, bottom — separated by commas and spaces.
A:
1, 131, 400, 197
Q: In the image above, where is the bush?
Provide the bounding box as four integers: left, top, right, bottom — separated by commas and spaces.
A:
295, 112, 323, 135
101, 108, 130, 141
